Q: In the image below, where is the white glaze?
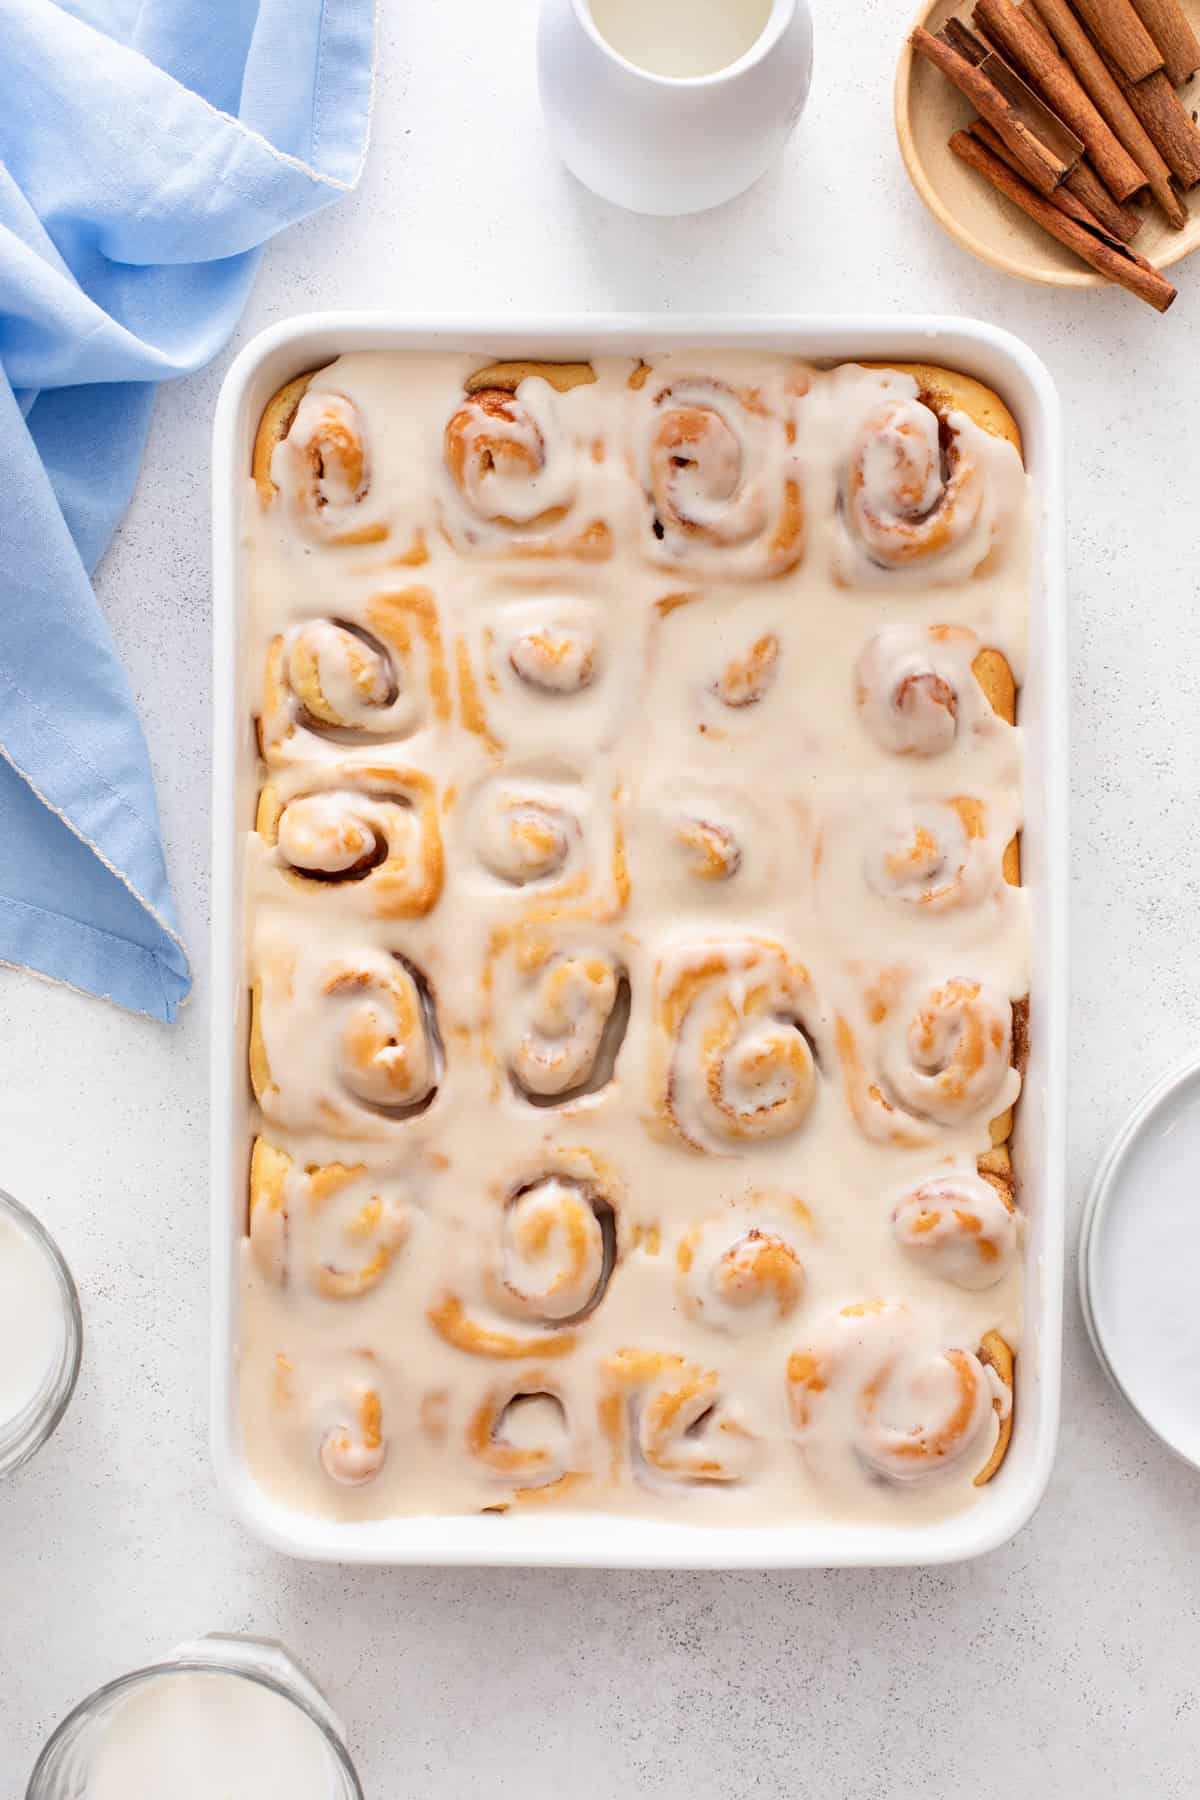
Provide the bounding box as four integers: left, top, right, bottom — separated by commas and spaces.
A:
239, 349, 1031, 1530
536, 0, 813, 216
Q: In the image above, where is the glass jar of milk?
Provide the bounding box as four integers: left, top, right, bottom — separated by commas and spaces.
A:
0, 1190, 82, 1478
27, 1636, 362, 1800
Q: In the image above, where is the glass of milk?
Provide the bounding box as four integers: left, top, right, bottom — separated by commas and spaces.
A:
537, 0, 814, 213
26, 1636, 362, 1800
0, 1190, 82, 1479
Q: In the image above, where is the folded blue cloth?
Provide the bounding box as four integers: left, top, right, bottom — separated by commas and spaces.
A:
0, 0, 375, 1020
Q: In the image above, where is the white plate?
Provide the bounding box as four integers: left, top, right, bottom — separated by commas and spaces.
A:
1080, 1056, 1200, 1471
210, 314, 1068, 1567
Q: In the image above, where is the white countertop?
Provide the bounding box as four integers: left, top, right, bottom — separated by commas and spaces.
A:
4, 3, 1199, 1793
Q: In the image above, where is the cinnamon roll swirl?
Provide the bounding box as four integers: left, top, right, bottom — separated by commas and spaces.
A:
651, 939, 822, 1153
676, 1195, 811, 1334
833, 364, 1023, 585
648, 588, 791, 745
259, 588, 450, 766
265, 1350, 395, 1495
462, 774, 596, 900
320, 1378, 387, 1487
255, 376, 389, 546
508, 621, 598, 693
491, 927, 629, 1107
676, 816, 742, 882
712, 632, 781, 709
250, 942, 442, 1137
429, 1147, 621, 1359
599, 1349, 760, 1486
629, 780, 777, 909
475, 793, 578, 889
787, 1301, 1014, 1485
496, 1174, 615, 1322
248, 1139, 412, 1300
837, 973, 1020, 1150
862, 798, 997, 913
442, 368, 610, 559
467, 1373, 584, 1497
635, 372, 804, 578
454, 596, 634, 758
256, 765, 443, 918
892, 1172, 1018, 1291
854, 625, 1017, 758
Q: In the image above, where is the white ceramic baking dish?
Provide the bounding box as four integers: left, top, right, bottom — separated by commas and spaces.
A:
210, 313, 1067, 1568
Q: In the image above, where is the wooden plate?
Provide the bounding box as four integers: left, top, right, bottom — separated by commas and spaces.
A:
895, 0, 1200, 287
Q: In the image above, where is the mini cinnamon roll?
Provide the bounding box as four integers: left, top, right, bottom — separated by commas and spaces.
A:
495, 1175, 616, 1323
712, 632, 781, 709
258, 379, 388, 546
258, 588, 449, 765
442, 375, 609, 558
675, 817, 742, 882
637, 374, 804, 578
248, 1138, 412, 1300
599, 1349, 760, 1485
320, 1379, 387, 1487
474, 793, 579, 889
497, 932, 629, 1105
467, 1374, 581, 1494
854, 625, 1015, 757
250, 943, 442, 1137
652, 939, 821, 1153
887, 978, 1015, 1127
677, 1200, 809, 1333
256, 766, 443, 918
787, 1300, 1013, 1485
892, 1172, 1018, 1290
428, 1146, 621, 1359
509, 622, 598, 693
837, 974, 1019, 1149
632, 780, 776, 907
864, 799, 993, 913
455, 598, 631, 759
834, 365, 1022, 584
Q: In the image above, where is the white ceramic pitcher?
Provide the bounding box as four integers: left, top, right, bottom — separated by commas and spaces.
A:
537, 0, 814, 216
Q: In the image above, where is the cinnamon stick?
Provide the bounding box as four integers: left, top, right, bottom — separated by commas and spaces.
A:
947, 127, 1177, 309
1022, 0, 1187, 224
1065, 154, 1147, 235
943, 15, 991, 61
973, 0, 1147, 197
912, 25, 1077, 195
1128, 0, 1200, 84
1120, 65, 1200, 184
971, 117, 1144, 238
1017, 0, 1065, 55
1071, 0, 1164, 81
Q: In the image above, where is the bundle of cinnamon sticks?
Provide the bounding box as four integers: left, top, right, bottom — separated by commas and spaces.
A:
911, 0, 1200, 310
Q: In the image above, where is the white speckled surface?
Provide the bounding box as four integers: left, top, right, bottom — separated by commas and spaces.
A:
4, 2, 1200, 1792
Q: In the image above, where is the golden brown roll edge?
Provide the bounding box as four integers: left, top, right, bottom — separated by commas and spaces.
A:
974, 1328, 1016, 1485
861, 362, 1024, 463
251, 369, 325, 504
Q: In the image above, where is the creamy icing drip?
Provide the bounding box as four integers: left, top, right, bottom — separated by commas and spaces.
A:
891, 1171, 1018, 1290
240, 350, 1031, 1532
274, 391, 387, 545
854, 624, 998, 758
787, 1300, 1001, 1487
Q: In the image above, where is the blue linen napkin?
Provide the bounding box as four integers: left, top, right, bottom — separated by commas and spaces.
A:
0, 0, 376, 1021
